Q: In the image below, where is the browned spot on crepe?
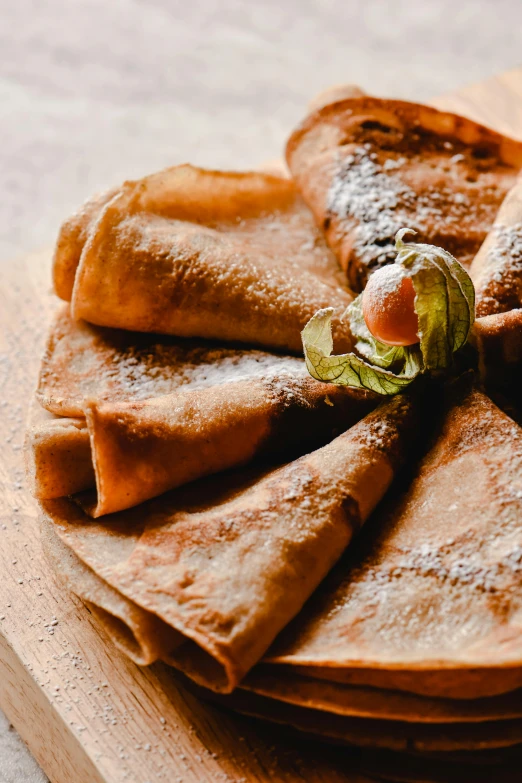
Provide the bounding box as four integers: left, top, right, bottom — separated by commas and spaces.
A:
286, 97, 522, 291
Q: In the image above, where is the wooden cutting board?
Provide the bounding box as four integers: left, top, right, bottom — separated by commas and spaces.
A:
2, 68, 522, 783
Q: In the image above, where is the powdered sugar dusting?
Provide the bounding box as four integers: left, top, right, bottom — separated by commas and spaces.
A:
281, 393, 522, 665
327, 146, 413, 270
38, 313, 308, 415
476, 222, 522, 314
98, 343, 307, 401
366, 263, 407, 298
326, 144, 476, 287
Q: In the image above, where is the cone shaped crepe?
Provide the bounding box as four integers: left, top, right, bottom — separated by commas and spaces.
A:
471, 173, 522, 316
53, 165, 354, 353
266, 382, 522, 699
31, 306, 377, 514
286, 97, 522, 290
40, 393, 421, 693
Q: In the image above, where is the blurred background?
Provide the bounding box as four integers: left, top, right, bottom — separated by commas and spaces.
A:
1, 0, 521, 779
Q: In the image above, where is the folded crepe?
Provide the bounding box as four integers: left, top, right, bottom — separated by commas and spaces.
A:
268, 662, 522, 702
193, 684, 522, 752
266, 382, 522, 699
32, 306, 377, 514
471, 173, 522, 316
37, 305, 307, 418
286, 97, 522, 290
53, 165, 354, 353
29, 376, 376, 516
241, 667, 522, 723
41, 516, 181, 665
40, 392, 422, 693
25, 407, 94, 499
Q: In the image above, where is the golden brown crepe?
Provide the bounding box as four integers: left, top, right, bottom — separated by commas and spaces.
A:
53, 187, 119, 301
25, 407, 94, 499
37, 305, 308, 418
241, 667, 522, 723
30, 376, 376, 516
40, 392, 421, 693
277, 662, 522, 701
471, 173, 522, 316
41, 516, 181, 665
266, 383, 522, 699
194, 684, 522, 752
286, 97, 522, 290
32, 306, 377, 515
53, 165, 354, 353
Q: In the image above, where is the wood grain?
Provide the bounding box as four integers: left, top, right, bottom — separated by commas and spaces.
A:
2, 69, 522, 783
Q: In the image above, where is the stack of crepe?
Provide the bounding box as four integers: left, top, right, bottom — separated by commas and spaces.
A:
26, 88, 522, 781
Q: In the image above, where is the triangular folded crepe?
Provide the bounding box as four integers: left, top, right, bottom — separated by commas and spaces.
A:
32, 306, 377, 514
286, 97, 522, 290
53, 165, 354, 353
37, 305, 307, 418
29, 376, 376, 516
40, 392, 422, 693
471, 173, 522, 315
266, 383, 522, 699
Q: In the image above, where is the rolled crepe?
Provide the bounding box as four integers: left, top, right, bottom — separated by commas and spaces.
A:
241, 667, 522, 723
285, 97, 522, 290
30, 375, 377, 516
266, 381, 522, 699
40, 392, 422, 693
53, 165, 354, 353
471, 173, 522, 316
